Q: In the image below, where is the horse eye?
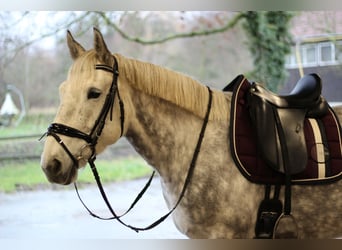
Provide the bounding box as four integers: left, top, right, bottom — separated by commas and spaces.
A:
87, 88, 101, 99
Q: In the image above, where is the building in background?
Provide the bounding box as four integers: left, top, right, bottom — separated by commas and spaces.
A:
282, 11, 342, 103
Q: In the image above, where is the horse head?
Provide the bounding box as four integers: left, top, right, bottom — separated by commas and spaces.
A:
41, 28, 125, 185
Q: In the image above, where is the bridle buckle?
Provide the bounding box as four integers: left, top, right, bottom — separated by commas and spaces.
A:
76, 143, 93, 161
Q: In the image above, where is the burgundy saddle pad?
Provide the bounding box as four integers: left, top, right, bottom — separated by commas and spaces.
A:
227, 75, 342, 185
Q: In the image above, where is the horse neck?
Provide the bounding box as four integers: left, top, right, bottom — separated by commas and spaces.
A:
124, 86, 205, 179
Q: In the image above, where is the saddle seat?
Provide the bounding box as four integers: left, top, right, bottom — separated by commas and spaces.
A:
251, 74, 328, 115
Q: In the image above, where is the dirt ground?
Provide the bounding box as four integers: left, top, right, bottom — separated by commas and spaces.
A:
0, 177, 186, 239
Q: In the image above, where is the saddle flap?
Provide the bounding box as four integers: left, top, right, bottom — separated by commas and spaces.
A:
248, 89, 308, 174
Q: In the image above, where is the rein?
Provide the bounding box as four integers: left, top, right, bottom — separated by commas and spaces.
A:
42, 55, 213, 233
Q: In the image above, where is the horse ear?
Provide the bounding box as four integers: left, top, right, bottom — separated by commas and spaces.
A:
67, 30, 85, 60
93, 27, 113, 65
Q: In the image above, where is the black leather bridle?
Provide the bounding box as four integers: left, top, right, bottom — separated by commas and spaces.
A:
45, 56, 124, 167
41, 55, 213, 233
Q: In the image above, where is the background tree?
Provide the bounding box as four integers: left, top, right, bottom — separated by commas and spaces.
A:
241, 11, 294, 91
93, 11, 293, 91
0, 11, 294, 109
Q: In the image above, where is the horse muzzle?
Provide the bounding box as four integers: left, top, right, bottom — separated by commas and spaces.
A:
41, 156, 78, 185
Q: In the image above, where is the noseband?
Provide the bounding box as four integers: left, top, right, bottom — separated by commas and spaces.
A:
41, 55, 213, 233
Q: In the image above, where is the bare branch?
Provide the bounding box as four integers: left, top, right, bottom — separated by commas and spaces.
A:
0, 12, 93, 67
1, 11, 243, 68
96, 11, 244, 45
13, 12, 91, 53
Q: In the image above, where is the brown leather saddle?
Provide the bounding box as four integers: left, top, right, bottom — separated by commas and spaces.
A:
224, 74, 342, 238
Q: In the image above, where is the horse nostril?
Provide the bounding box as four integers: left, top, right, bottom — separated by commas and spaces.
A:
46, 158, 62, 176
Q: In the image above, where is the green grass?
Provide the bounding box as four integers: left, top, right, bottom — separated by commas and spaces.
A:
0, 157, 152, 193
0, 112, 54, 137
77, 158, 152, 183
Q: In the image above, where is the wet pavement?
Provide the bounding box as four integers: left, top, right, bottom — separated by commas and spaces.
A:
0, 177, 186, 239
